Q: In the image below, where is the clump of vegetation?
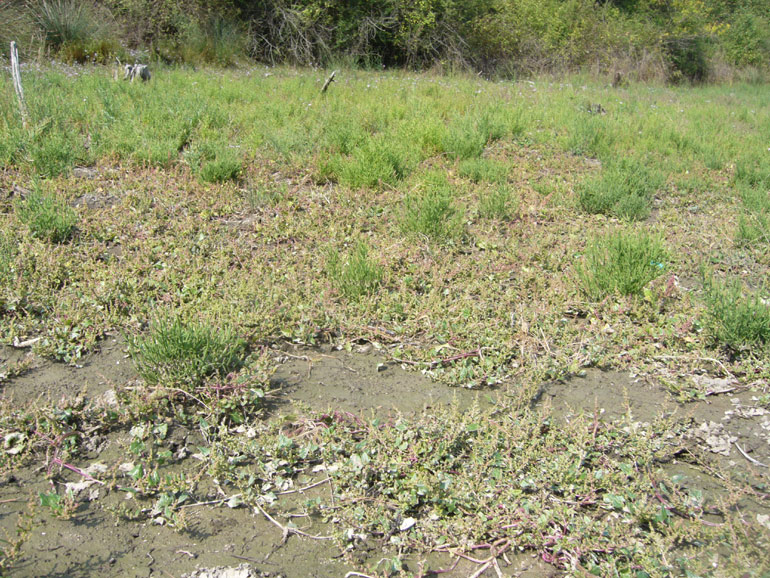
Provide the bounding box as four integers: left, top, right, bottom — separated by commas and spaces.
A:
458, 157, 508, 184
401, 173, 463, 242
326, 242, 383, 300
736, 186, 770, 247
578, 230, 667, 299
338, 136, 413, 189
478, 184, 517, 221
31, 0, 118, 63
15, 187, 77, 243
128, 317, 248, 389
199, 155, 243, 183
703, 275, 770, 352
578, 158, 662, 221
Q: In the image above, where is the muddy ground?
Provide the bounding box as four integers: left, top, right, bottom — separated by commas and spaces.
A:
1, 343, 768, 577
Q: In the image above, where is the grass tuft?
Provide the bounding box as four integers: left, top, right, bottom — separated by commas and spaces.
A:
326, 242, 383, 300
578, 229, 667, 299
578, 158, 661, 221
401, 173, 463, 242
736, 186, 770, 247
199, 156, 243, 183
15, 187, 77, 244
478, 184, 517, 221
703, 276, 770, 352
128, 318, 248, 389
458, 157, 508, 184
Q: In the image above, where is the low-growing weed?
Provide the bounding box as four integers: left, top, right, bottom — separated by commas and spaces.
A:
15, 187, 78, 243
578, 230, 667, 299
578, 158, 662, 221
326, 242, 383, 300
128, 317, 247, 389
478, 184, 517, 221
702, 275, 770, 352
401, 173, 464, 242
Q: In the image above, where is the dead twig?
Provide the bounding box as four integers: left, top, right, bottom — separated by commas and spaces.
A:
253, 502, 333, 546
734, 442, 768, 468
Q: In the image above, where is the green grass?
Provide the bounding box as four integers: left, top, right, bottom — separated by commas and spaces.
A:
128, 317, 248, 389
1, 67, 770, 577
736, 186, 770, 247
578, 229, 667, 300
478, 184, 517, 221
703, 276, 770, 352
578, 158, 662, 221
14, 187, 78, 244
401, 172, 464, 242
325, 242, 383, 300
458, 157, 508, 184
199, 155, 243, 183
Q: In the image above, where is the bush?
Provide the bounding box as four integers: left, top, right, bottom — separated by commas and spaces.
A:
401, 172, 463, 242
326, 242, 383, 300
578, 158, 661, 221
703, 275, 770, 352
578, 229, 667, 300
31, 0, 117, 63
664, 36, 709, 84
128, 317, 248, 389
178, 16, 248, 66
15, 187, 77, 243
722, 8, 770, 68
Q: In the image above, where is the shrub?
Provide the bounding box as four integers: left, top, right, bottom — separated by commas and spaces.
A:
664, 35, 709, 84
401, 172, 463, 242
128, 317, 247, 389
178, 16, 248, 66
15, 187, 77, 243
578, 158, 661, 221
30, 0, 117, 62
722, 8, 770, 68
326, 242, 383, 300
703, 276, 770, 352
578, 229, 667, 300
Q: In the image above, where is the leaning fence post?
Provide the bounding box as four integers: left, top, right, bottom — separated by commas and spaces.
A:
10, 41, 29, 130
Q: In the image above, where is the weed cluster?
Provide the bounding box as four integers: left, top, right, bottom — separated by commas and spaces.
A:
128, 318, 248, 389
401, 172, 463, 242
578, 230, 667, 300
325, 242, 383, 300
703, 275, 770, 353
579, 158, 662, 221
14, 188, 77, 244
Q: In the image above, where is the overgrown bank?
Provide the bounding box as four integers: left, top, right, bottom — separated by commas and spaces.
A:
1, 0, 769, 81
